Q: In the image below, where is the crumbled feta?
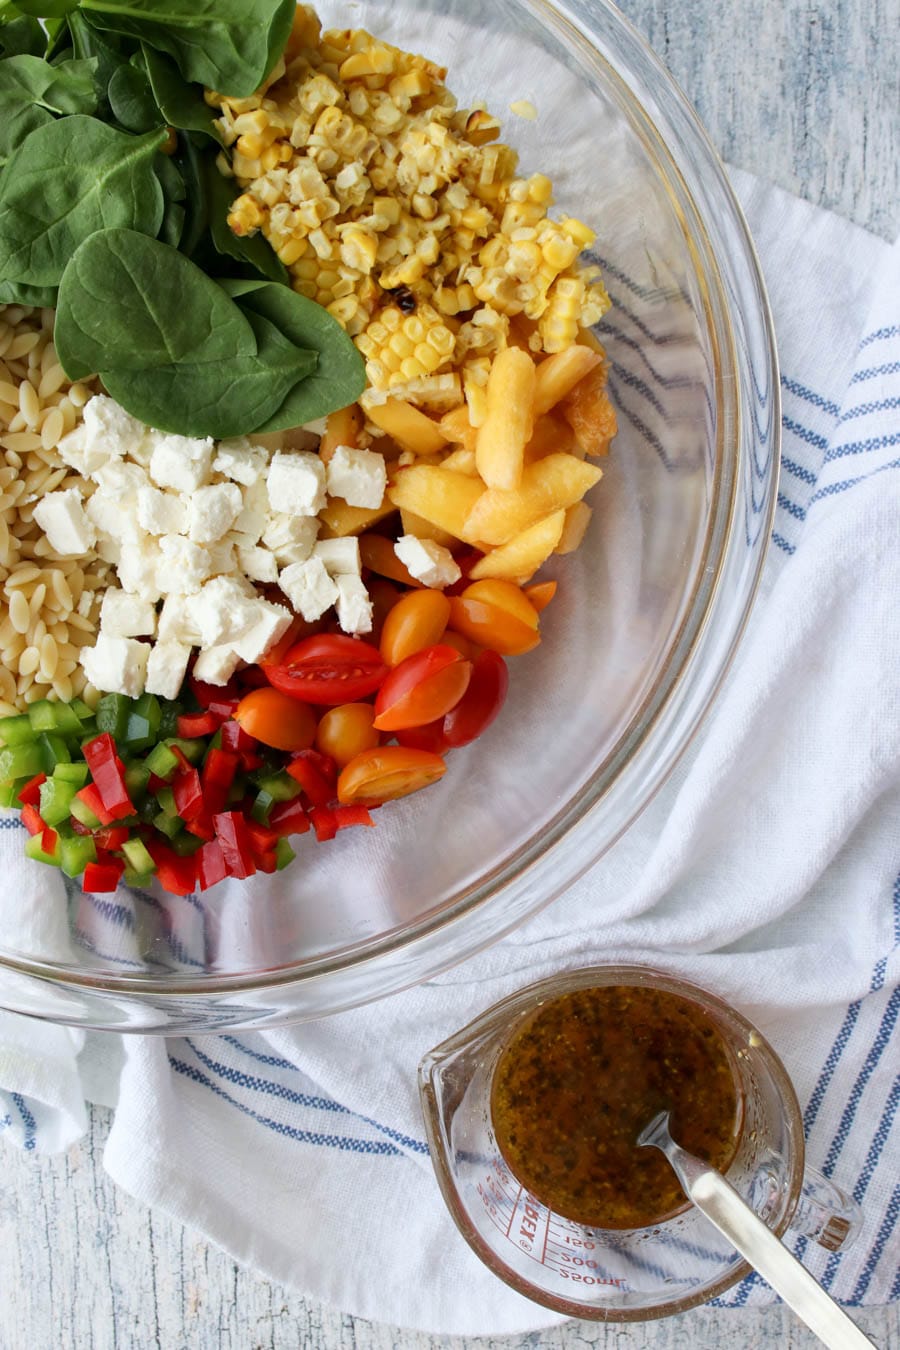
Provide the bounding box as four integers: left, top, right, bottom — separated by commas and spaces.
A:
99, 588, 156, 639
33, 489, 96, 555
192, 644, 242, 686
157, 535, 215, 594
84, 493, 137, 543
137, 485, 188, 536
55, 425, 108, 477
266, 450, 327, 517
186, 576, 260, 648
149, 431, 214, 493
313, 537, 361, 575
237, 545, 279, 585
394, 534, 461, 588
188, 482, 243, 544
92, 459, 149, 500
157, 594, 202, 645
335, 574, 373, 635
144, 641, 191, 700
213, 438, 268, 486
81, 633, 149, 698
261, 512, 319, 562
116, 534, 163, 603
81, 395, 150, 461
232, 601, 292, 663
278, 557, 339, 621
325, 445, 386, 509
230, 479, 270, 544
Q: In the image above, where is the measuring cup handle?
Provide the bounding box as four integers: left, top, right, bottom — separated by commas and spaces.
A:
789, 1166, 862, 1253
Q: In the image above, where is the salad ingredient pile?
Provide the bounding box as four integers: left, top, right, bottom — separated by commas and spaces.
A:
0, 0, 617, 899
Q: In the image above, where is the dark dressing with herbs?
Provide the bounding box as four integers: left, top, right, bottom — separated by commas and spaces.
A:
490, 984, 741, 1229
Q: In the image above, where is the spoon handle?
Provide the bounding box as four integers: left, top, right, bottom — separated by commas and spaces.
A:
683, 1166, 876, 1349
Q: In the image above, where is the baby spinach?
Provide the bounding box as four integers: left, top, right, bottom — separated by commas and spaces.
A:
13, 0, 78, 16
229, 282, 368, 432
102, 309, 317, 438
0, 14, 46, 58
140, 45, 220, 142
0, 117, 165, 295
107, 58, 158, 131
0, 53, 99, 160
205, 162, 288, 285
80, 0, 295, 98
54, 227, 258, 379
0, 62, 53, 167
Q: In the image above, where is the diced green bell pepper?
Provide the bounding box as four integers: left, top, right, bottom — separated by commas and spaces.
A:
122, 693, 161, 752
157, 700, 182, 740
52, 761, 90, 787
169, 831, 203, 858
69, 796, 102, 830
0, 742, 44, 783
122, 868, 153, 889
38, 732, 72, 774
122, 837, 155, 874
28, 699, 83, 737
59, 833, 97, 878
0, 714, 36, 746
70, 699, 94, 722
275, 838, 296, 870
38, 776, 79, 827
0, 777, 27, 807
155, 785, 178, 817
25, 832, 61, 866
124, 762, 151, 802
254, 772, 302, 803
165, 737, 204, 765
250, 790, 275, 824
95, 692, 131, 741
144, 742, 180, 782
153, 810, 182, 840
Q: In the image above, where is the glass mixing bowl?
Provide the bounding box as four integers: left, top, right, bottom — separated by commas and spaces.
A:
0, 0, 779, 1031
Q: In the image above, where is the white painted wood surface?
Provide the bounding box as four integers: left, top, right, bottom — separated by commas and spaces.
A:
2, 2, 898, 1347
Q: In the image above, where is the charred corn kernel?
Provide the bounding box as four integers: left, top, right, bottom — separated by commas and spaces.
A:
540, 276, 585, 353
390, 69, 432, 100
561, 216, 596, 248
340, 46, 395, 80
541, 232, 581, 271
340, 226, 378, 272
465, 110, 502, 145
228, 193, 265, 236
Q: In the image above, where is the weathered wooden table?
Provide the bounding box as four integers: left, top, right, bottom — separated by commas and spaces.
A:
2, 2, 898, 1347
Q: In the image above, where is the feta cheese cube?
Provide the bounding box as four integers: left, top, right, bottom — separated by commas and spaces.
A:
186, 576, 260, 648
81, 633, 149, 698
157, 535, 215, 594
149, 431, 214, 493
325, 445, 386, 509
237, 545, 279, 585
394, 535, 461, 589
192, 644, 241, 686
84, 492, 137, 543
99, 588, 157, 638
81, 395, 150, 461
55, 425, 109, 477
33, 489, 96, 555
335, 574, 373, 635
116, 534, 163, 603
278, 557, 339, 621
92, 459, 149, 501
213, 439, 268, 486
188, 482, 243, 544
266, 450, 326, 517
157, 594, 201, 645
232, 601, 292, 663
301, 416, 328, 436
313, 537, 361, 576
230, 479, 269, 544
261, 513, 319, 562
144, 641, 191, 700
137, 485, 188, 536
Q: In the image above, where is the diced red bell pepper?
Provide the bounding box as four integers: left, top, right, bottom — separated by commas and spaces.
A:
74, 782, 117, 827
94, 825, 130, 852
332, 804, 375, 830
197, 839, 228, 891
255, 849, 278, 874
83, 858, 125, 893
207, 696, 239, 719
268, 798, 311, 837
21, 802, 44, 836
41, 825, 58, 854
212, 811, 257, 880
185, 813, 215, 841
200, 748, 239, 817
295, 748, 337, 784
244, 819, 278, 858
173, 764, 204, 822
286, 749, 337, 807
83, 734, 135, 820
190, 676, 241, 709
170, 745, 193, 774
309, 805, 338, 842
70, 816, 92, 837
219, 719, 260, 770
147, 773, 168, 794
17, 773, 46, 807
145, 839, 197, 897
177, 711, 222, 738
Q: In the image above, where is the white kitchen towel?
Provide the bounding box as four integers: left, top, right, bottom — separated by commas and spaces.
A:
1, 169, 899, 1336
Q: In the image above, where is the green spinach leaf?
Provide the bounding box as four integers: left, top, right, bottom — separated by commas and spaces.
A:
205, 160, 287, 285
0, 14, 46, 57
228, 281, 367, 431
0, 278, 57, 305
0, 53, 98, 119
55, 226, 259, 380
140, 44, 220, 141
0, 65, 52, 167
14, 0, 78, 16
170, 132, 209, 259
81, 0, 295, 98
0, 116, 166, 294
101, 309, 317, 438
107, 58, 159, 131
67, 9, 130, 108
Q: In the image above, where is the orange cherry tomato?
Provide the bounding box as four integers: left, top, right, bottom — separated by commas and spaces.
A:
359, 533, 423, 587
373, 645, 472, 732
380, 588, 451, 667
448, 579, 541, 656
439, 629, 481, 661
337, 746, 447, 805
316, 702, 380, 767
234, 688, 317, 752
523, 580, 557, 614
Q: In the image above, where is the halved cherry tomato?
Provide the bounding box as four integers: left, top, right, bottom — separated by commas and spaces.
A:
337, 746, 447, 804
448, 579, 540, 656
316, 702, 380, 767
380, 589, 451, 667
394, 720, 449, 754
523, 579, 557, 614
258, 616, 310, 669
373, 645, 471, 732
439, 629, 481, 661
265, 634, 388, 705
359, 533, 424, 587
234, 688, 317, 752
443, 650, 509, 747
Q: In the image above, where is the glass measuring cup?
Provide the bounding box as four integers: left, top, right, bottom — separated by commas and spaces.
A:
418, 966, 861, 1321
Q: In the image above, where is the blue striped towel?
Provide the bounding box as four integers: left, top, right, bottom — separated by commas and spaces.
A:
0, 171, 898, 1335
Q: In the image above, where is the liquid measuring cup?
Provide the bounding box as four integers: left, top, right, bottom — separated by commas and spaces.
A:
418, 966, 862, 1321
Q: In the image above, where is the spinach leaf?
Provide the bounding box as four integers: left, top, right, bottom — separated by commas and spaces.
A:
0, 278, 57, 305
0, 117, 166, 294
101, 309, 317, 438
141, 44, 220, 141
0, 53, 98, 119
205, 160, 288, 285
170, 132, 208, 260
81, 0, 295, 98
0, 14, 45, 57
0, 63, 52, 167
67, 8, 130, 107
39, 57, 100, 113
14, 0, 78, 15
230, 282, 367, 431
54, 227, 259, 380
107, 58, 159, 131
158, 198, 183, 247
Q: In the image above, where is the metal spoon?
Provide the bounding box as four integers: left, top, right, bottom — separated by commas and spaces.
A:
636, 1111, 877, 1349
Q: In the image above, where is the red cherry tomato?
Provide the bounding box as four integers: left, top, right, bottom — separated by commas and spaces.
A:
337, 746, 447, 804
265, 634, 388, 706
443, 650, 509, 747
394, 719, 450, 754
373, 644, 471, 732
